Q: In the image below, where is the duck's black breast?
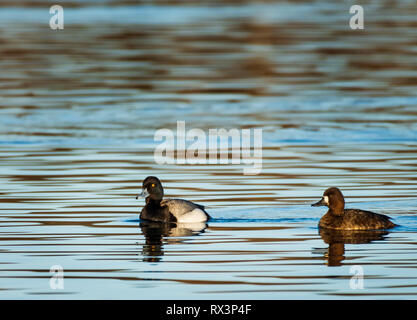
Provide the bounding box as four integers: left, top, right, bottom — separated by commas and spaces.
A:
319, 209, 396, 230
140, 204, 177, 223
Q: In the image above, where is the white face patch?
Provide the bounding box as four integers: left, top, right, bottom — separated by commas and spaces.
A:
323, 196, 329, 205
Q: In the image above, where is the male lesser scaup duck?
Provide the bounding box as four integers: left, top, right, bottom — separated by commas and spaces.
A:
312, 187, 396, 230
136, 176, 210, 223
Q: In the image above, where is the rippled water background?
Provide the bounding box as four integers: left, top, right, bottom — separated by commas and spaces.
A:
1, 0, 417, 299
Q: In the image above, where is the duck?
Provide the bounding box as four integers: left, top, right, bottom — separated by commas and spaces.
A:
311, 187, 396, 230
136, 176, 210, 223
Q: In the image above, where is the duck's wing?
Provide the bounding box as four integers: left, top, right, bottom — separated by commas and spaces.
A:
161, 198, 208, 218
344, 209, 396, 229
161, 199, 211, 222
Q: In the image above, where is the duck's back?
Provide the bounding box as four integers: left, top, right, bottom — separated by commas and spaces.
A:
161, 198, 210, 222
319, 209, 396, 230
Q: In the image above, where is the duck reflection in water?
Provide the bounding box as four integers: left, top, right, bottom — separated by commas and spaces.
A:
139, 221, 208, 262
318, 228, 391, 266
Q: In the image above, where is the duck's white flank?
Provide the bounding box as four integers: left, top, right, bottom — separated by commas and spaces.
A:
176, 208, 208, 223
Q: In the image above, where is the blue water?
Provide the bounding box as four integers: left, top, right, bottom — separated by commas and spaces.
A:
0, 1, 417, 299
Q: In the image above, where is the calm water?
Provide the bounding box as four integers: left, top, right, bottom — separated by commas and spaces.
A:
1, 0, 417, 299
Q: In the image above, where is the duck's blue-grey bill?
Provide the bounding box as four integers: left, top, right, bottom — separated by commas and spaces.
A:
311, 198, 326, 207
135, 188, 149, 200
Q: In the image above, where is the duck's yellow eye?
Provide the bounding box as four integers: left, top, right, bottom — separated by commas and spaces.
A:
151, 183, 155, 188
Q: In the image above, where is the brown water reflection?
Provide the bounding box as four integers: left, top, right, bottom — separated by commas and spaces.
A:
319, 228, 391, 266
0, 0, 417, 299
140, 221, 208, 262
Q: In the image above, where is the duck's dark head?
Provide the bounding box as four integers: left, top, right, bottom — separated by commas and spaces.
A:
136, 176, 164, 202
312, 187, 345, 215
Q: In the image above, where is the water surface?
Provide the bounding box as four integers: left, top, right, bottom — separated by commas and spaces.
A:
0, 1, 417, 299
